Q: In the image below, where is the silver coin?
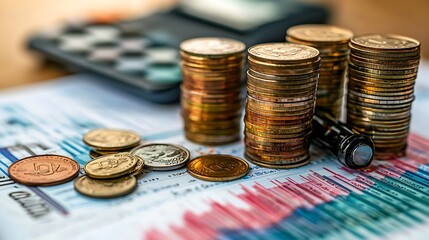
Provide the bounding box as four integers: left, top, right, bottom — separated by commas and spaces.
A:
130, 143, 190, 171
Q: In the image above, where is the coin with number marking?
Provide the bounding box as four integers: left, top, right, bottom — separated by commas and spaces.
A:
131, 143, 190, 171
8, 155, 80, 186
187, 154, 249, 182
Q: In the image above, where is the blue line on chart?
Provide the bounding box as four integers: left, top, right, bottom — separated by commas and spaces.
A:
0, 147, 18, 162
0, 147, 70, 215
29, 187, 69, 215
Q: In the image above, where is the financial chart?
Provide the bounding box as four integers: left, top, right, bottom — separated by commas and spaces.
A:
0, 68, 429, 239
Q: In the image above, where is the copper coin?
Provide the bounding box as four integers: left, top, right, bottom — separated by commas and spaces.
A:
8, 155, 80, 186
187, 154, 249, 182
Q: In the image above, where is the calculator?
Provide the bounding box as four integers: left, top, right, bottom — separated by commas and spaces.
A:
27, 0, 328, 103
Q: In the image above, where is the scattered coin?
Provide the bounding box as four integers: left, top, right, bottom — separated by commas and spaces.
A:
131, 143, 190, 171
84, 152, 139, 179
187, 154, 249, 182
8, 155, 79, 186
74, 175, 137, 198
180, 37, 245, 145
130, 157, 145, 177
89, 150, 102, 159
83, 128, 141, 151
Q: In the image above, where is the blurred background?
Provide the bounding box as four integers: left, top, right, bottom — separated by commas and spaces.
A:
0, 0, 427, 89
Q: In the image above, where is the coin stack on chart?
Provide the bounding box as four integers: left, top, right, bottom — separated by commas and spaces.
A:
83, 128, 141, 159
286, 24, 353, 118
346, 34, 420, 159
180, 37, 246, 145
245, 43, 321, 168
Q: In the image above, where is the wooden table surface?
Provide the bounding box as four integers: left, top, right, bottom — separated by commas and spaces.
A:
0, 0, 426, 90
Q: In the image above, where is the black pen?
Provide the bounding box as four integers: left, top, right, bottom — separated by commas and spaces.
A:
313, 109, 375, 169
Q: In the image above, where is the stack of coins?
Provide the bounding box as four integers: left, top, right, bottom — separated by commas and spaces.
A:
286, 24, 353, 118
346, 34, 420, 159
75, 152, 144, 198
245, 43, 321, 168
83, 128, 141, 159
180, 37, 246, 145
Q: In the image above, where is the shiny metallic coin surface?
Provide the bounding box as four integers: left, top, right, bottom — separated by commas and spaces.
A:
74, 175, 137, 198
187, 154, 249, 182
131, 143, 190, 171
8, 155, 79, 186
83, 128, 141, 150
84, 152, 138, 179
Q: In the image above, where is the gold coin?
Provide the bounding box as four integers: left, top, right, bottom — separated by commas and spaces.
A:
248, 68, 319, 81
245, 147, 310, 162
83, 128, 141, 150
287, 24, 353, 43
350, 34, 420, 51
89, 150, 102, 159
244, 152, 311, 168
180, 37, 246, 58
74, 175, 137, 198
84, 152, 138, 179
187, 154, 249, 182
248, 43, 320, 64
185, 132, 240, 146
130, 157, 145, 177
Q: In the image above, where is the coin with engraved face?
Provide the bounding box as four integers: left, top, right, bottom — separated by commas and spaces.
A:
84, 152, 138, 179
187, 154, 249, 182
8, 155, 80, 186
351, 34, 420, 50
180, 37, 246, 57
248, 43, 319, 63
131, 143, 190, 171
74, 175, 137, 198
83, 128, 141, 150
287, 24, 353, 43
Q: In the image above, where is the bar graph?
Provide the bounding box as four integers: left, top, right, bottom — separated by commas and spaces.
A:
145, 133, 429, 239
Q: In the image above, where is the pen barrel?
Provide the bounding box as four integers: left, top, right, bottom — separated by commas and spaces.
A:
313, 110, 375, 168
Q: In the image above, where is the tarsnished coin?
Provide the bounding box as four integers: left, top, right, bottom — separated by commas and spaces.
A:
131, 143, 190, 171
74, 175, 137, 198
8, 155, 79, 186
83, 128, 141, 150
84, 152, 138, 179
187, 154, 249, 182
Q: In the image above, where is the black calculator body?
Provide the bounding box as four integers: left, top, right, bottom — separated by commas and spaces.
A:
28, 0, 328, 103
